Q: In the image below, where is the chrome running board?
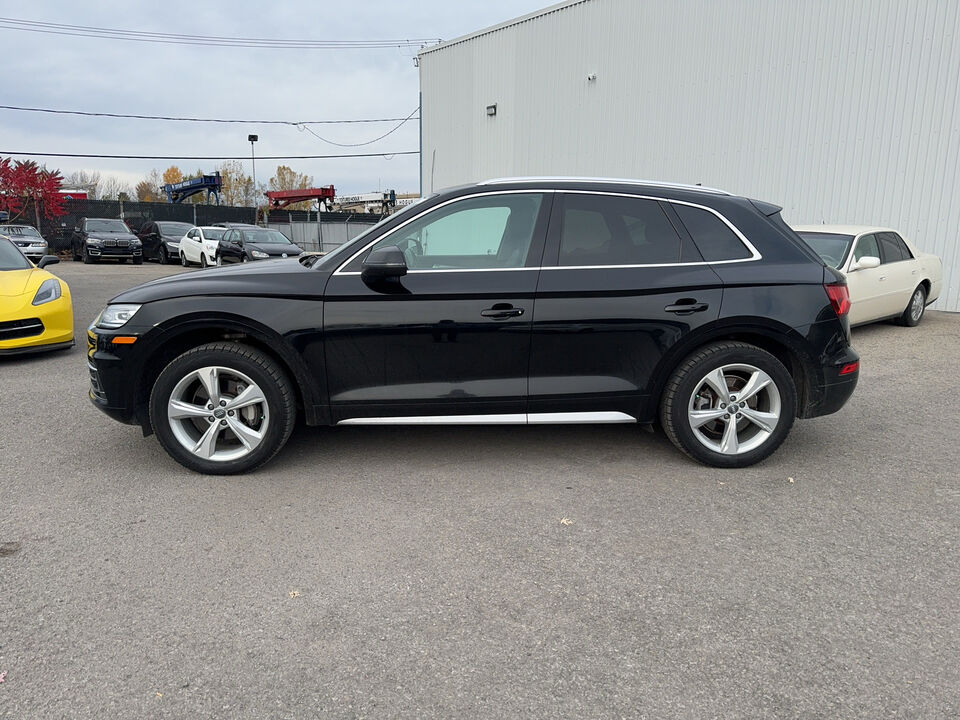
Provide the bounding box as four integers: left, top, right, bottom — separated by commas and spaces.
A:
337, 411, 637, 426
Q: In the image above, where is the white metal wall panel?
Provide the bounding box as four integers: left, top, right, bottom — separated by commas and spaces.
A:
419, 0, 960, 311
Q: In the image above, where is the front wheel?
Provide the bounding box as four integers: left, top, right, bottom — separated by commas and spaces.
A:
660, 342, 797, 468
200, 254, 208, 268
159, 246, 168, 264
149, 343, 297, 474
240, 255, 249, 263
898, 285, 927, 327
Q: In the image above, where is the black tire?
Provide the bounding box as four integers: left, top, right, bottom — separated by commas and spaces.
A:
241, 255, 249, 263
200, 254, 208, 268
159, 246, 168, 264
82, 248, 93, 264
133, 256, 143, 265
118, 258, 127, 264
660, 341, 797, 468
897, 284, 926, 327
216, 254, 223, 267
181, 252, 189, 267
72, 243, 80, 261
149, 343, 297, 475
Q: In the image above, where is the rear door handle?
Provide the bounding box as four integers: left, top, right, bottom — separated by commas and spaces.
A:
481, 303, 524, 319
664, 299, 709, 314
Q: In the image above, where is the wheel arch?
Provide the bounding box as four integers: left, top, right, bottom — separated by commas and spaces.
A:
133, 315, 324, 433
644, 320, 815, 420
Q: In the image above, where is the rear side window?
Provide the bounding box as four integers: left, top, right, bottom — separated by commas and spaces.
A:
558, 194, 682, 266
673, 204, 751, 261
879, 232, 911, 262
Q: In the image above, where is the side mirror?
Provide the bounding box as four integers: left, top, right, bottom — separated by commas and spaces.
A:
37, 255, 60, 269
362, 245, 407, 280
852, 255, 880, 271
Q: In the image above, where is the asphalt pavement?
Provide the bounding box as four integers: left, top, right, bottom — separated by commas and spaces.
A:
1, 260, 959, 718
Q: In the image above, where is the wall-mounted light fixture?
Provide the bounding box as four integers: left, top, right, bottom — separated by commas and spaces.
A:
486, 104, 497, 117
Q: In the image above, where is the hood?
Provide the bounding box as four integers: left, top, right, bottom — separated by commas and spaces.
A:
87, 232, 138, 242
247, 243, 302, 256
110, 257, 329, 304
0, 267, 42, 297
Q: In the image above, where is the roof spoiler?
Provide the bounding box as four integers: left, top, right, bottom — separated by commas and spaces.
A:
749, 198, 783, 216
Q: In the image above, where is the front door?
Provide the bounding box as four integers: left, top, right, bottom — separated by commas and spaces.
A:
323, 191, 551, 422
845, 233, 887, 324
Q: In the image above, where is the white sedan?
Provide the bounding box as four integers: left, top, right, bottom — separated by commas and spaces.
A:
178, 226, 228, 268
793, 225, 942, 327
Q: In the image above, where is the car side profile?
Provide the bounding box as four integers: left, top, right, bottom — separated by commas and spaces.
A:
179, 226, 227, 267
793, 225, 942, 327
87, 178, 859, 474
71, 217, 143, 264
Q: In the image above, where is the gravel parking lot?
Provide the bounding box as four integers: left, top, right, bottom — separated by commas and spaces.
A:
2, 260, 959, 718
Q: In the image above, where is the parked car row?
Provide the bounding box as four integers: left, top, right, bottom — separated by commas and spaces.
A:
66, 218, 304, 266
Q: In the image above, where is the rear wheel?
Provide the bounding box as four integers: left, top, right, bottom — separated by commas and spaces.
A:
898, 285, 926, 327
72, 243, 80, 261
149, 343, 297, 475
660, 342, 797, 468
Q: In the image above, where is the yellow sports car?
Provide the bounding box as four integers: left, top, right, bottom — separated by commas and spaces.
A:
0, 234, 74, 355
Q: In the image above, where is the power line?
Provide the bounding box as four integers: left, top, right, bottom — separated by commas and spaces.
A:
0, 104, 419, 126
0, 150, 418, 160
298, 107, 420, 147
0, 17, 440, 49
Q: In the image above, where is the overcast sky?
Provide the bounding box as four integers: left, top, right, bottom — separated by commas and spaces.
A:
0, 0, 549, 196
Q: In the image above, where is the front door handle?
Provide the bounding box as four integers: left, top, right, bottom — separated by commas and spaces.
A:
664, 299, 709, 314
481, 303, 524, 319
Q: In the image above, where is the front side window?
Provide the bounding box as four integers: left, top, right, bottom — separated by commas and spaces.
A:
853, 234, 880, 262
362, 193, 544, 271
673, 204, 751, 261
558, 194, 682, 266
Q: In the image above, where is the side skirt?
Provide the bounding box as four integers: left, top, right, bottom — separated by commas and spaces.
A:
337, 411, 637, 426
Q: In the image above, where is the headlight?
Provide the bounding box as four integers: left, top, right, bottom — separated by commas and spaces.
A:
96, 304, 142, 329
87, 238, 102, 246
251, 250, 269, 259
131, 239, 141, 246
32, 278, 62, 305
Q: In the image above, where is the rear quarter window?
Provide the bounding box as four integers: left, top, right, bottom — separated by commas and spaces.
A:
673, 204, 752, 261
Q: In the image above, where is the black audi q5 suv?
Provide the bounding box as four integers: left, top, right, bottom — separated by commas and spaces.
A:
87, 178, 859, 474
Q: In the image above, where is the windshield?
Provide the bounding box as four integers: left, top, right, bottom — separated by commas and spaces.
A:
158, 222, 193, 236
796, 232, 854, 269
0, 225, 41, 238
202, 228, 226, 240
240, 229, 291, 245
0, 237, 32, 270
86, 219, 129, 233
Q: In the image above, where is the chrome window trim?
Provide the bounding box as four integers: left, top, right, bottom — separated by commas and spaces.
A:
333, 188, 760, 276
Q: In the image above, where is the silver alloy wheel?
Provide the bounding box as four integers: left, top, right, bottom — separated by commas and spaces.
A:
166, 365, 270, 462
910, 288, 924, 321
216, 255, 222, 266
687, 363, 782, 455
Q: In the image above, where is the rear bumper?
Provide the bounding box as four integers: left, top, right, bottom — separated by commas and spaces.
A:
801, 346, 859, 419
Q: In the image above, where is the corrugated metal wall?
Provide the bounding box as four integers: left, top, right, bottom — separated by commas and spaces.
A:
419, 0, 960, 311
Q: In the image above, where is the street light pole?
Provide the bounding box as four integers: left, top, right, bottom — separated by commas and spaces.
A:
248, 133, 258, 199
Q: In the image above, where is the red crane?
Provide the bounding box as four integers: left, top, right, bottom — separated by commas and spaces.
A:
264, 186, 336, 210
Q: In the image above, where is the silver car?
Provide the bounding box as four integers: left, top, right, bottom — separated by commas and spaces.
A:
0, 225, 48, 260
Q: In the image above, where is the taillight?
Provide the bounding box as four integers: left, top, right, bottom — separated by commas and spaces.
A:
824, 283, 851, 317
839, 361, 859, 375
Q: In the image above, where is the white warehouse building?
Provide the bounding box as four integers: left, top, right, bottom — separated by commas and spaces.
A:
418, 0, 960, 311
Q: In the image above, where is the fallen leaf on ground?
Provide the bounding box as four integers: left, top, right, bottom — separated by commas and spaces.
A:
560, 517, 573, 526
155, 692, 162, 698
289, 590, 301, 598
788, 477, 795, 483
0, 670, 7, 683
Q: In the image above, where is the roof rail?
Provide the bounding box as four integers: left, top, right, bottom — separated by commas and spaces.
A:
478, 176, 730, 195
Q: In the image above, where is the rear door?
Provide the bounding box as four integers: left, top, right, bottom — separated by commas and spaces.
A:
877, 231, 917, 315
528, 192, 723, 421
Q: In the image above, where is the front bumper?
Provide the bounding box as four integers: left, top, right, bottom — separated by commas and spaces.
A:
0, 292, 74, 354
87, 245, 142, 258
87, 326, 149, 426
